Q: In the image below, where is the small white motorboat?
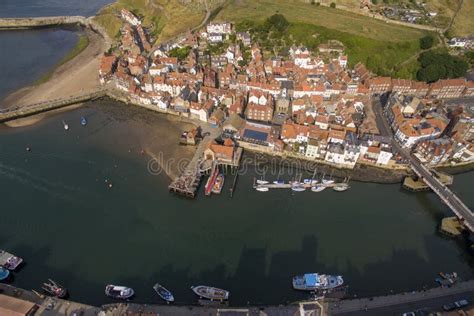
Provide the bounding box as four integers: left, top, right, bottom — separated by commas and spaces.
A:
256, 186, 269, 192
62, 121, 69, 131
311, 185, 326, 192
256, 179, 269, 185
291, 184, 306, 192
322, 179, 334, 185
333, 183, 349, 192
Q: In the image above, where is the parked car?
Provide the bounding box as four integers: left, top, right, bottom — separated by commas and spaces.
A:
442, 299, 469, 311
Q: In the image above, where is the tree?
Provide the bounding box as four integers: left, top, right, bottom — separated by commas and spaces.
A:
416, 51, 468, 82
419, 35, 434, 50
330, 2, 336, 8
168, 46, 192, 61
266, 14, 289, 33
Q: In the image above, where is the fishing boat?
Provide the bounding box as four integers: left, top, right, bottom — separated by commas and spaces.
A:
191, 285, 229, 301
256, 186, 269, 192
80, 116, 87, 126
0, 250, 23, 270
0, 267, 10, 281
333, 183, 349, 192
311, 185, 326, 192
292, 273, 344, 291
322, 178, 335, 185
291, 184, 306, 192
105, 285, 135, 300
62, 121, 69, 131
153, 283, 174, 303
303, 179, 318, 185
212, 174, 224, 194
42, 279, 68, 298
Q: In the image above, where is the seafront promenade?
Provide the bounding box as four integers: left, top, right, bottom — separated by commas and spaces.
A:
2, 280, 474, 315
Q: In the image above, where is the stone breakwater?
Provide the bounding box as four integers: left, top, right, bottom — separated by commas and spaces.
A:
0, 16, 112, 49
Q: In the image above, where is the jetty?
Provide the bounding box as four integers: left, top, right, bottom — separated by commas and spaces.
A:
0, 90, 107, 123
169, 126, 242, 198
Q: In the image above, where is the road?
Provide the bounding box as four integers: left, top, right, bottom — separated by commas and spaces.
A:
336, 290, 474, 316
372, 95, 474, 232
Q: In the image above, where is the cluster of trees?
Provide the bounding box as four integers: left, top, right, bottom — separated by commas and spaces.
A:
419, 35, 434, 50
416, 51, 468, 83
168, 46, 192, 61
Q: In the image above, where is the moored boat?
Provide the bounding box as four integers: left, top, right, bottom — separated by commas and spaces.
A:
212, 174, 224, 194
293, 273, 344, 291
311, 185, 326, 192
153, 283, 174, 303
273, 179, 284, 185
322, 179, 335, 185
80, 116, 87, 126
191, 285, 229, 301
256, 186, 269, 192
42, 279, 67, 298
0, 267, 10, 281
291, 184, 306, 192
256, 179, 269, 185
0, 250, 23, 271
105, 285, 134, 300
333, 183, 349, 192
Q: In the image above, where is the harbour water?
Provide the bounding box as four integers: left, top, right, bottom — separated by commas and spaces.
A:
0, 29, 79, 101
0, 100, 473, 306
0, 0, 473, 308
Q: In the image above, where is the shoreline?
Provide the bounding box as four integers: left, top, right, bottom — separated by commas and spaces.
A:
1, 20, 109, 113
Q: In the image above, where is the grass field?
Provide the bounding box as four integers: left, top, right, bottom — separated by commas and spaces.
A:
215, 0, 429, 42
449, 0, 474, 37
94, 0, 206, 44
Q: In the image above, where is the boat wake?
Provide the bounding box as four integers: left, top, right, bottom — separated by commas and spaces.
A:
0, 162, 81, 199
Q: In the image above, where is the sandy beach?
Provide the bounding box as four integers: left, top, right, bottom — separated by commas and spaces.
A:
2, 27, 105, 111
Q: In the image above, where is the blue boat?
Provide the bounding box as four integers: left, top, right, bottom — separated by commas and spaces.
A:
153, 283, 174, 303
80, 117, 87, 126
293, 273, 344, 291
0, 267, 10, 281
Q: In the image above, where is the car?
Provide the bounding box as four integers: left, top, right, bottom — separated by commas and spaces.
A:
443, 303, 457, 311
443, 299, 469, 311
455, 299, 469, 308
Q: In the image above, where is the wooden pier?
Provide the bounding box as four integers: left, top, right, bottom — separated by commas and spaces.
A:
168, 132, 243, 198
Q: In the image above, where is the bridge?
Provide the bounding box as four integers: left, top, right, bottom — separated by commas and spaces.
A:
400, 146, 474, 232
373, 97, 474, 233
0, 90, 107, 123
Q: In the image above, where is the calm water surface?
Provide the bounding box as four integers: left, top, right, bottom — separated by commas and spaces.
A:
0, 101, 472, 306
0, 29, 78, 101
0, 0, 113, 17
0, 0, 473, 307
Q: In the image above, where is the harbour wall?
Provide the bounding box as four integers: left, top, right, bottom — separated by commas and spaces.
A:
238, 141, 411, 184
0, 16, 112, 50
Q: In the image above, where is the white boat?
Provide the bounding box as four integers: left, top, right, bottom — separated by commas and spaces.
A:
322, 179, 335, 185
191, 285, 230, 301
291, 184, 306, 192
303, 179, 318, 185
0, 250, 23, 271
256, 186, 269, 192
311, 185, 326, 192
256, 179, 269, 185
293, 273, 344, 291
333, 183, 349, 192
62, 121, 69, 131
105, 285, 134, 300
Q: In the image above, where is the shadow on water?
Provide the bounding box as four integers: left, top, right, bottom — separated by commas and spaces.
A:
3, 229, 474, 306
